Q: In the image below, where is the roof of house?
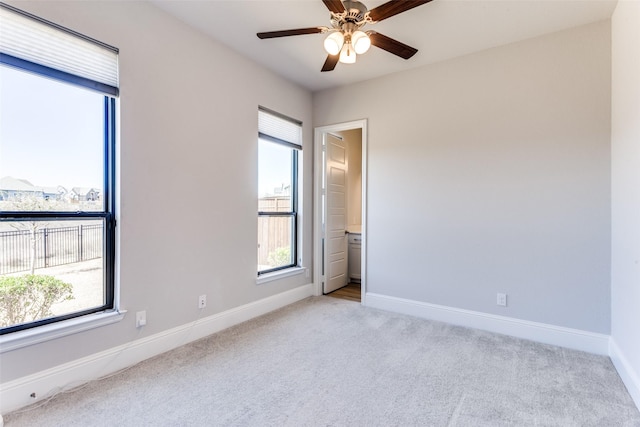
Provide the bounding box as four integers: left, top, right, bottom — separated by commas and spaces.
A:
0, 176, 37, 192
41, 186, 65, 194
71, 187, 100, 195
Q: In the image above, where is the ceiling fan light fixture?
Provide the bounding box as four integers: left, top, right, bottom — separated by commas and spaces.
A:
339, 43, 357, 64
351, 30, 371, 54
257, 0, 431, 72
324, 32, 344, 55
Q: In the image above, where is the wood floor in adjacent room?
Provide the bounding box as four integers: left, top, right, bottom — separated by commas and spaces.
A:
327, 283, 361, 302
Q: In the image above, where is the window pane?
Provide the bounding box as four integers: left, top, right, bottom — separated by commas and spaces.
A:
0, 218, 105, 329
258, 139, 292, 201
257, 111, 299, 275
257, 215, 293, 271
0, 65, 105, 212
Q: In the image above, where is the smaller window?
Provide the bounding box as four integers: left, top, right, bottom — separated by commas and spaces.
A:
257, 108, 302, 276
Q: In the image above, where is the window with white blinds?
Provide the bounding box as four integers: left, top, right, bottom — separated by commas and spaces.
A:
0, 4, 118, 336
257, 108, 302, 276
0, 3, 119, 95
258, 107, 302, 150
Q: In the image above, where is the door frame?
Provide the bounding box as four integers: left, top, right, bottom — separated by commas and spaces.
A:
313, 119, 367, 303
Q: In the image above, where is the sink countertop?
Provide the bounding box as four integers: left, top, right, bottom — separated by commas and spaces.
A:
347, 225, 362, 234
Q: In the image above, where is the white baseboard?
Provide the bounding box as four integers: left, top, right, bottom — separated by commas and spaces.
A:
365, 293, 610, 355
610, 338, 640, 410
0, 284, 313, 415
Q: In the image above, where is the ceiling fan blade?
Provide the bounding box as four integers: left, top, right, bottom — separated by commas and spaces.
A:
257, 27, 325, 39
321, 54, 339, 72
368, 0, 433, 22
322, 0, 345, 14
369, 32, 418, 59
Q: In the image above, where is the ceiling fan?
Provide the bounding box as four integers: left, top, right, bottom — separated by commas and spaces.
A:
257, 0, 433, 72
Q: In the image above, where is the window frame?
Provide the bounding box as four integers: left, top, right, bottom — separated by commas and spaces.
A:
0, 63, 117, 335
257, 108, 302, 276
257, 146, 299, 275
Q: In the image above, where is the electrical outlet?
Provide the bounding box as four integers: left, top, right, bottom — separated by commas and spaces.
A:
305, 268, 310, 278
497, 293, 507, 307
136, 311, 147, 328
198, 294, 207, 309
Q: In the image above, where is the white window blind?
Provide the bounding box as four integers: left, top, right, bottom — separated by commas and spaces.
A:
0, 3, 118, 94
259, 107, 302, 150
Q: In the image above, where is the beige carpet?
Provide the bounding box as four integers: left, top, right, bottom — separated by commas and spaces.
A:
5, 296, 640, 426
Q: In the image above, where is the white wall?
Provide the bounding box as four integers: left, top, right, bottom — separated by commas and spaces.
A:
0, 1, 313, 383
610, 0, 640, 407
314, 21, 612, 334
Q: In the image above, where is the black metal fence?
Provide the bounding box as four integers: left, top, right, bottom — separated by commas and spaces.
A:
0, 224, 103, 275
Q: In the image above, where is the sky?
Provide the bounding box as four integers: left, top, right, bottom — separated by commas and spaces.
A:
0, 65, 104, 191
258, 138, 293, 198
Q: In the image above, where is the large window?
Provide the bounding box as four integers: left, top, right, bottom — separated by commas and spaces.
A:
0, 4, 118, 334
258, 108, 302, 275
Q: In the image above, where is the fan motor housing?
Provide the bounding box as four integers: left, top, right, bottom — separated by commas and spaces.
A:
342, 0, 368, 23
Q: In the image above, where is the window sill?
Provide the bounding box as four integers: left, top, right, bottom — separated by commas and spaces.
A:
0, 310, 126, 354
257, 267, 306, 285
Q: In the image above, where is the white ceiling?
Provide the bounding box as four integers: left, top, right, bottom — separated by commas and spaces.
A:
151, 0, 617, 92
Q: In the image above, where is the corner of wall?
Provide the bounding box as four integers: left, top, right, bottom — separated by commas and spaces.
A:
610, 338, 640, 409
610, 0, 640, 413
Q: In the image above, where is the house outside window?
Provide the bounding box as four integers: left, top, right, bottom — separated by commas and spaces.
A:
257, 107, 302, 275
0, 4, 118, 334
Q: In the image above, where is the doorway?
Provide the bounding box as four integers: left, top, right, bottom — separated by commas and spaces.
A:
314, 120, 367, 303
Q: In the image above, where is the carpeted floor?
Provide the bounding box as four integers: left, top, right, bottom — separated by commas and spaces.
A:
5, 296, 640, 426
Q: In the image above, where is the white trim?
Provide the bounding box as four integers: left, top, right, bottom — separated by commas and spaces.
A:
312, 128, 324, 296
610, 338, 640, 409
0, 284, 313, 415
256, 267, 305, 285
360, 123, 367, 305
313, 119, 367, 302
0, 310, 126, 354
365, 293, 610, 355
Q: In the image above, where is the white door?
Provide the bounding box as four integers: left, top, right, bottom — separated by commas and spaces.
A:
324, 133, 348, 293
